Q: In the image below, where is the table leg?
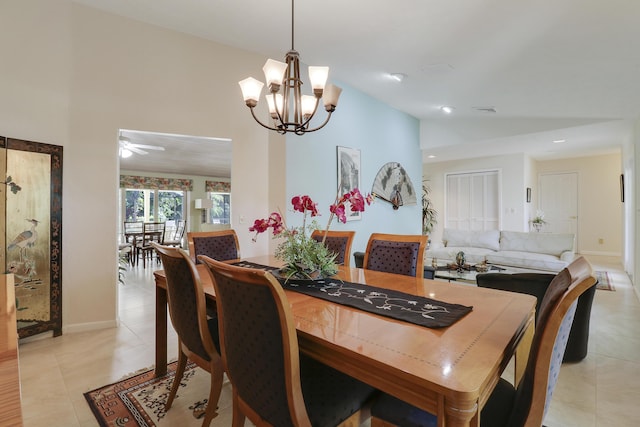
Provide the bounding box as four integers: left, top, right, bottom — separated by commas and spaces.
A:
155, 284, 168, 377
514, 319, 534, 387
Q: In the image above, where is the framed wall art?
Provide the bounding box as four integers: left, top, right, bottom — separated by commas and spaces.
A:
336, 146, 361, 221
1, 136, 63, 338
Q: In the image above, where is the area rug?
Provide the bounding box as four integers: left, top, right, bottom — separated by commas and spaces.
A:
595, 270, 615, 291
84, 361, 212, 426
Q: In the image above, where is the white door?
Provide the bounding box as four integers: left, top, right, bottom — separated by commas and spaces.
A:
538, 172, 578, 241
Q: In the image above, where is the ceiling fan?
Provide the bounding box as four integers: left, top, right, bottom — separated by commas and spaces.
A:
118, 136, 165, 158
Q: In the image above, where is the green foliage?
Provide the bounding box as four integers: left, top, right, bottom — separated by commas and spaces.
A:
422, 184, 438, 235
274, 221, 338, 280
118, 252, 129, 285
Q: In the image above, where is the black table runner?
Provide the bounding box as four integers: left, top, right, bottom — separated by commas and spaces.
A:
231, 261, 473, 328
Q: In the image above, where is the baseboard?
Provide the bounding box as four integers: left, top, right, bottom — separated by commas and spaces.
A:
578, 250, 622, 257
63, 319, 119, 334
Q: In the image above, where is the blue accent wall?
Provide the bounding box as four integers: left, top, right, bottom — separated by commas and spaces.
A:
285, 81, 421, 255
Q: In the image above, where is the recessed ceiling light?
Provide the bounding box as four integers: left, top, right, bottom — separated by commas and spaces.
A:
389, 73, 406, 82
553, 139, 566, 144
427, 154, 436, 159
441, 106, 454, 114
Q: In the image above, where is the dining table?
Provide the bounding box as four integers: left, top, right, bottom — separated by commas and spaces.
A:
153, 255, 536, 427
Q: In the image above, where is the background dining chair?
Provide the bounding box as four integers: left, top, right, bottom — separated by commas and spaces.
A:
123, 221, 143, 265
163, 219, 187, 248
187, 229, 240, 263
198, 255, 376, 427
363, 233, 427, 278
369, 255, 597, 427
151, 243, 224, 427
311, 229, 356, 267
137, 221, 165, 268
476, 271, 597, 362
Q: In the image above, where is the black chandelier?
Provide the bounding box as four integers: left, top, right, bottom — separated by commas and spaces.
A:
238, 0, 342, 135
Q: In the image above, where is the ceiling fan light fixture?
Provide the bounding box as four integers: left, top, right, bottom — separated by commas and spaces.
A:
120, 147, 133, 158
238, 0, 341, 135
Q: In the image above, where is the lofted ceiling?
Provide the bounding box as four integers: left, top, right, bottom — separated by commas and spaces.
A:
75, 0, 640, 172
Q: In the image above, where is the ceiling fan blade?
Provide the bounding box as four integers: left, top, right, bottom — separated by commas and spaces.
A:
127, 146, 148, 155
130, 144, 165, 151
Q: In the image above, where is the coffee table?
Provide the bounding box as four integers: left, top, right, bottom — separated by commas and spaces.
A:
433, 263, 542, 284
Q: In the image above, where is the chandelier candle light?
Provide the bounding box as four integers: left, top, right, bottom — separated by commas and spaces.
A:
250, 189, 372, 280
238, 0, 342, 135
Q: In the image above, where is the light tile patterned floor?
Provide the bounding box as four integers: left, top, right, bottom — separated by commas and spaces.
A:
18, 255, 640, 426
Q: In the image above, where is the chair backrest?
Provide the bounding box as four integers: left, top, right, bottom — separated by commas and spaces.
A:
310, 230, 355, 267
142, 221, 165, 246
363, 233, 427, 278
198, 255, 312, 426
123, 221, 143, 243
510, 255, 596, 427
151, 243, 218, 365
187, 230, 240, 263
165, 219, 186, 243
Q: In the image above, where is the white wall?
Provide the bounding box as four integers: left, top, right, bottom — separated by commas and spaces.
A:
1, 1, 421, 333
2, 1, 271, 333
423, 153, 528, 247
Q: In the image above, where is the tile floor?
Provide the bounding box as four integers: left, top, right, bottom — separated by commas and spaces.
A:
17, 255, 640, 426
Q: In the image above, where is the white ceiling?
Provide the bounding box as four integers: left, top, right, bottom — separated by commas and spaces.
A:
76, 0, 640, 173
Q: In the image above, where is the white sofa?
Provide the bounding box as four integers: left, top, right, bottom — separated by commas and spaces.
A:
426, 228, 576, 272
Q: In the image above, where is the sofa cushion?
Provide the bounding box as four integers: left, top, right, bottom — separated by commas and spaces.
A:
499, 231, 574, 257
486, 251, 568, 272
443, 229, 500, 251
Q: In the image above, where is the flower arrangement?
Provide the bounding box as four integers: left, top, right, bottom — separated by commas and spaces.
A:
250, 188, 373, 280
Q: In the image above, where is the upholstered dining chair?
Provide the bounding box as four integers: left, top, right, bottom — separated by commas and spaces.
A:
476, 271, 597, 362
311, 229, 356, 267
151, 243, 224, 427
363, 233, 427, 278
369, 255, 597, 427
187, 229, 240, 264
163, 219, 186, 248
198, 255, 377, 427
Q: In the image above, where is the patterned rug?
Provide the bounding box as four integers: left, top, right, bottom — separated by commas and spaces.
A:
595, 270, 615, 291
84, 361, 214, 427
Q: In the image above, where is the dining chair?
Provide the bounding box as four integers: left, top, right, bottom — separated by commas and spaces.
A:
163, 219, 187, 248
476, 271, 597, 362
187, 229, 240, 264
363, 233, 427, 278
311, 229, 356, 267
198, 255, 377, 427
151, 243, 224, 427
369, 255, 597, 427
123, 221, 143, 265
137, 222, 166, 268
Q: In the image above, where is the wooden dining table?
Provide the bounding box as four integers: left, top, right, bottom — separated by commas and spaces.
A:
153, 255, 536, 427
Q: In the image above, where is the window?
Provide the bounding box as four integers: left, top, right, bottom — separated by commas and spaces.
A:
207, 193, 231, 224
121, 188, 185, 234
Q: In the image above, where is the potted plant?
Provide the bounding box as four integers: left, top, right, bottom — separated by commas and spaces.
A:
531, 210, 546, 232
422, 184, 438, 241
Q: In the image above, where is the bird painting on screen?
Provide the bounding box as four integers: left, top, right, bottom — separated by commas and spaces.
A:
8, 218, 39, 262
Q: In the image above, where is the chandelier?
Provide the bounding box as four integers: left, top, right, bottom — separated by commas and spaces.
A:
238, 0, 342, 135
